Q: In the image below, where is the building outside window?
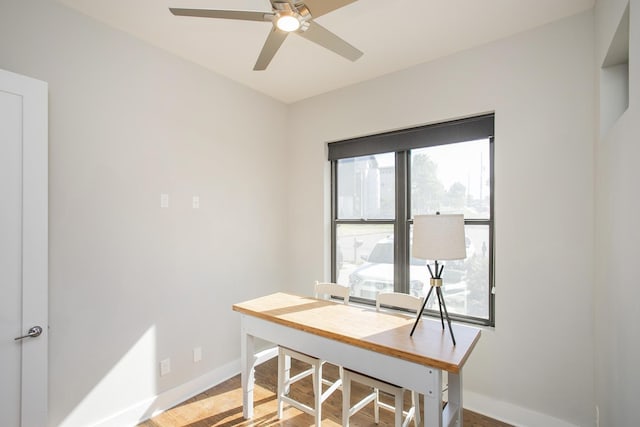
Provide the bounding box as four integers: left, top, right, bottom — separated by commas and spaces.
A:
329, 114, 495, 326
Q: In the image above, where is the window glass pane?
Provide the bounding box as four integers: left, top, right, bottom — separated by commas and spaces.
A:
337, 153, 395, 220
409, 224, 490, 318
411, 140, 490, 219
336, 224, 394, 300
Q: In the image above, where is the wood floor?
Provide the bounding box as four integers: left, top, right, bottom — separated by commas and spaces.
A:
138, 358, 512, 427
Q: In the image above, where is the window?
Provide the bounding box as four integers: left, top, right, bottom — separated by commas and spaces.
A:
329, 115, 494, 326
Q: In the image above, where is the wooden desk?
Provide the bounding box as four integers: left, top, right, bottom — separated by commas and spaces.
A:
233, 292, 481, 427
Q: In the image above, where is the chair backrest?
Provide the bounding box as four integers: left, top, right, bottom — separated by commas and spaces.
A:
314, 281, 350, 305
376, 292, 423, 314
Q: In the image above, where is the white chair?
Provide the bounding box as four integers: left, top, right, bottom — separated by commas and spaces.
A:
277, 282, 350, 427
342, 292, 423, 427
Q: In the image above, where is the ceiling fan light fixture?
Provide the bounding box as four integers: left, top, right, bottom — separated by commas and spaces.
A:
276, 13, 300, 32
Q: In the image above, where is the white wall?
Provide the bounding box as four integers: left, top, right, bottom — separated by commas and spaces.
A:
0, 1, 288, 426
287, 11, 596, 427
594, 0, 640, 426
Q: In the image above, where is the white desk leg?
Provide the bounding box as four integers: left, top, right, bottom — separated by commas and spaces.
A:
448, 371, 462, 427
423, 368, 443, 427
240, 316, 255, 419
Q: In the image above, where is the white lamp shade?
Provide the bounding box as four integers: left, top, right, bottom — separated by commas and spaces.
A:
412, 214, 467, 260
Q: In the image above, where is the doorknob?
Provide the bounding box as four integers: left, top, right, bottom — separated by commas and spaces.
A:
14, 326, 43, 341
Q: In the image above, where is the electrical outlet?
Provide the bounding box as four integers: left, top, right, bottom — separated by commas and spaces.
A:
160, 193, 169, 208
160, 358, 171, 376
193, 347, 202, 363
192, 196, 200, 209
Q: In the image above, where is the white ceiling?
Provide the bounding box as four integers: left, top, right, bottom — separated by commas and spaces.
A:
55, 0, 594, 103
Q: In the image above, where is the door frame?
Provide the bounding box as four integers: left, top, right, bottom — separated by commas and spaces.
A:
1, 68, 48, 427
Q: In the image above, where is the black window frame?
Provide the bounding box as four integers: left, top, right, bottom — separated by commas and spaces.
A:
329, 114, 495, 327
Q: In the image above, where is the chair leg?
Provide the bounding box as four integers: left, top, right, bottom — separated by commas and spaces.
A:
277, 350, 293, 420
342, 372, 351, 427
277, 351, 285, 419
374, 388, 380, 424
314, 362, 323, 427
283, 354, 291, 395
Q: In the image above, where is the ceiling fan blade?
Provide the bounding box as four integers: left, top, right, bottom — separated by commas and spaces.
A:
169, 8, 273, 22
254, 28, 289, 70
297, 21, 363, 62
300, 0, 357, 18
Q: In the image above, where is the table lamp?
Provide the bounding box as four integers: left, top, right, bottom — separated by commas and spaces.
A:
409, 213, 467, 345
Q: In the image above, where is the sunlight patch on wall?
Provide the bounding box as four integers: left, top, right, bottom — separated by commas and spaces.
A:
59, 326, 157, 427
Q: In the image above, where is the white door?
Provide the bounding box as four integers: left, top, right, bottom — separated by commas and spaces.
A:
0, 69, 48, 427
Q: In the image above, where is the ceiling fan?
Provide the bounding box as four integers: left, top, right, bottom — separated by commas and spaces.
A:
169, 0, 363, 71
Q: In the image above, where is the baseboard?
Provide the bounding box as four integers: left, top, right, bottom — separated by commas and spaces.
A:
89, 359, 240, 427
464, 390, 580, 427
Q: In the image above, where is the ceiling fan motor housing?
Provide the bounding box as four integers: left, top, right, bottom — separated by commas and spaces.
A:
273, 1, 311, 31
